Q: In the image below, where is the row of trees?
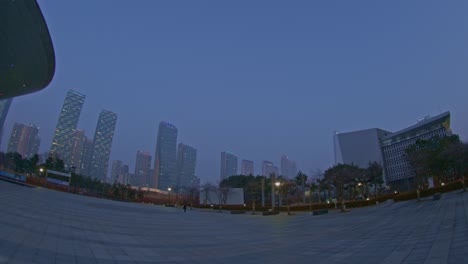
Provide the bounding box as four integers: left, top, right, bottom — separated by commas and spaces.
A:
323, 162, 384, 212
0, 151, 143, 201
215, 161, 384, 212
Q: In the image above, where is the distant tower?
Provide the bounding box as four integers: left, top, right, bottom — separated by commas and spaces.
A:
176, 143, 197, 188
7, 123, 40, 158
50, 90, 85, 166
241, 160, 254, 176
78, 138, 93, 176
262, 161, 276, 177
0, 98, 13, 148
153, 122, 178, 190
135, 150, 152, 187
220, 151, 238, 180
110, 160, 123, 183
89, 110, 117, 181
69, 129, 87, 172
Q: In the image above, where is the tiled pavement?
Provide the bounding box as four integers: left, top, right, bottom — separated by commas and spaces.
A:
0, 180, 467, 263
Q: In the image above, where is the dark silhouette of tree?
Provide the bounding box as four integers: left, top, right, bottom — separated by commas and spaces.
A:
366, 161, 384, 196
324, 163, 361, 212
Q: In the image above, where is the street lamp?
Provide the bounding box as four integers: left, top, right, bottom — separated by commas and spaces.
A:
168, 187, 172, 204
273, 181, 280, 210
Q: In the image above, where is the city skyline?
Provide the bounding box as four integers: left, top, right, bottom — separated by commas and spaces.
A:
2, 0, 468, 184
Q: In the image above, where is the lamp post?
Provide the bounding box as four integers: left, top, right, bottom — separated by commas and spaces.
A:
273, 181, 280, 211
39, 168, 47, 187
168, 187, 172, 204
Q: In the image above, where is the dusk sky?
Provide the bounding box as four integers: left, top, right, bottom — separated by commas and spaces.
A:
3, 0, 468, 183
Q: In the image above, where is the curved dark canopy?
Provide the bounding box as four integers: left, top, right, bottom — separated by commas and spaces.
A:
0, 0, 55, 99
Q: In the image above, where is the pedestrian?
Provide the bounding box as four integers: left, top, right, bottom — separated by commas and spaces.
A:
183, 204, 187, 213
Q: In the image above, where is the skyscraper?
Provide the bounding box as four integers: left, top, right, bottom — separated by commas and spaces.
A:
153, 122, 178, 190
7, 123, 40, 158
0, 98, 13, 148
69, 129, 87, 172
118, 164, 130, 184
288, 161, 297, 179
281, 155, 298, 179
50, 90, 85, 166
78, 138, 93, 176
89, 110, 117, 181
110, 160, 123, 183
241, 159, 254, 176
176, 143, 197, 188
262, 161, 277, 177
220, 151, 238, 180
135, 151, 152, 187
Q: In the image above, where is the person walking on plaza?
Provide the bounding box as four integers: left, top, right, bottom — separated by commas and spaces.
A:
183, 204, 187, 213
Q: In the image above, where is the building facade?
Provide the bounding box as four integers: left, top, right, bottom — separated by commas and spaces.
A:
220, 151, 238, 180
241, 159, 254, 176
7, 123, 40, 158
89, 110, 117, 181
381, 112, 451, 190
335, 112, 451, 191
135, 150, 152, 187
69, 129, 87, 172
0, 99, 13, 148
78, 138, 93, 176
50, 90, 85, 166
176, 143, 197, 188
153, 122, 178, 190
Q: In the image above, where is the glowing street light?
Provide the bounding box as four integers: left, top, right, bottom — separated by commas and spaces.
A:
168, 187, 172, 204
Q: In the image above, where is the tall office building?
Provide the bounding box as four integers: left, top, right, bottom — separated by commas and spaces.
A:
50, 90, 85, 166
153, 122, 178, 190
288, 161, 297, 178
69, 129, 87, 172
7, 123, 40, 158
118, 164, 130, 184
281, 155, 298, 179
241, 159, 254, 176
176, 143, 197, 188
262, 161, 277, 177
78, 138, 93, 176
89, 110, 117, 181
110, 160, 123, 183
0, 98, 13, 148
220, 151, 238, 180
135, 151, 152, 187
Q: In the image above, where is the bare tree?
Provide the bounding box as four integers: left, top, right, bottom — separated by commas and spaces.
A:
201, 183, 215, 205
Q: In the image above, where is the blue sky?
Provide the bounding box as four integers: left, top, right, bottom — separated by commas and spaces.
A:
3, 0, 468, 183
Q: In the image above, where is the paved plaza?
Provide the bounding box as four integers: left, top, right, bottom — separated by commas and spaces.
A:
0, 180, 467, 264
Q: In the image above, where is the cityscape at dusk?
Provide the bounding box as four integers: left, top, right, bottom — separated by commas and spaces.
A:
2, 1, 468, 184
1, 1, 468, 263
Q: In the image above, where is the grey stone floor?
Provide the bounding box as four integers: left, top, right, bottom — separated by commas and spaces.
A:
1, 181, 467, 264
